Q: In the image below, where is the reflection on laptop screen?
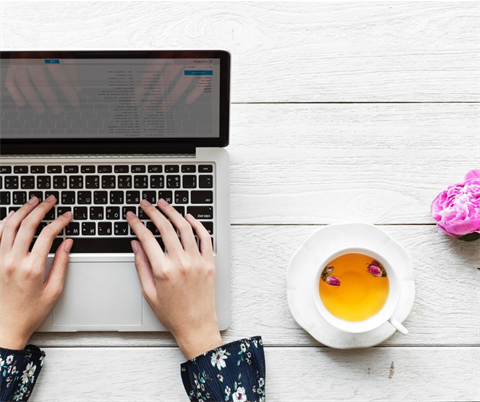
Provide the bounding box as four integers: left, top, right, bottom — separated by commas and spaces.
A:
0, 57, 220, 139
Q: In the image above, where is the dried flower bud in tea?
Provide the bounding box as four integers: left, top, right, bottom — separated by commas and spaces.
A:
367, 260, 387, 278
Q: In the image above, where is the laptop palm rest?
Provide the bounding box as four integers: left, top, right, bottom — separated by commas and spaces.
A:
52, 262, 142, 327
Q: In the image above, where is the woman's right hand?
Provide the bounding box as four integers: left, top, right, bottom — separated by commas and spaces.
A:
127, 198, 222, 360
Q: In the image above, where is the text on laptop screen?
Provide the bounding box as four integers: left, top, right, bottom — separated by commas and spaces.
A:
0, 58, 220, 139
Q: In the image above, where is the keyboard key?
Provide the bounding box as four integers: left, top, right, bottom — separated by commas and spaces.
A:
187, 206, 213, 219
199, 165, 213, 173
47, 166, 62, 173
67, 237, 157, 253
34, 222, 48, 236
82, 222, 96, 236
44, 208, 55, 220
94, 191, 108, 204
122, 206, 136, 219
173, 206, 185, 217
81, 165, 96, 173
146, 221, 160, 235
182, 175, 196, 188
74, 207, 88, 220
30, 166, 45, 174
131, 165, 146, 173
13, 191, 27, 205
106, 206, 121, 220
29, 191, 44, 202
0, 177, 2, 189
148, 165, 162, 173
175, 191, 189, 204
61, 191, 76, 205
201, 221, 213, 235
57, 206, 71, 217
98, 222, 112, 235
0, 207, 6, 220
150, 175, 164, 189
5, 176, 18, 189
157, 191, 173, 204
114, 165, 129, 173
126, 191, 140, 204
64, 166, 79, 173
98, 165, 112, 173
110, 191, 124, 204
191, 191, 213, 204
199, 175, 213, 188
14, 166, 29, 173
29, 237, 63, 253
0, 192, 9, 205
138, 208, 148, 219
37, 176, 51, 189
166, 175, 180, 189
181, 165, 196, 173
44, 191, 60, 204
53, 176, 67, 189
0, 167, 12, 174
118, 175, 132, 188
90, 206, 104, 220
102, 175, 116, 188
65, 222, 80, 236
69, 176, 83, 189
85, 175, 100, 189
165, 165, 179, 173
142, 191, 156, 204
114, 222, 129, 236
21, 176, 35, 189
77, 191, 92, 204
134, 175, 148, 188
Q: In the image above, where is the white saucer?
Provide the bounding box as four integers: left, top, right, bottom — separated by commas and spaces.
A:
286, 223, 415, 349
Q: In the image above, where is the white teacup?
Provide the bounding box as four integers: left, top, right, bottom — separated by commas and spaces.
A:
312, 247, 408, 335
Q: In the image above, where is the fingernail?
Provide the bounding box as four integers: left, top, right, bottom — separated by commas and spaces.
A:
159, 198, 168, 206
63, 211, 72, 218
141, 199, 151, 207
4, 210, 15, 220
186, 213, 194, 220
64, 239, 73, 253
131, 241, 139, 254
28, 196, 38, 204
127, 211, 136, 219
46, 194, 55, 202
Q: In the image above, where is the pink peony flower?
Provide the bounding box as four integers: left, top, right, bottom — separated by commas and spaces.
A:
431, 169, 480, 239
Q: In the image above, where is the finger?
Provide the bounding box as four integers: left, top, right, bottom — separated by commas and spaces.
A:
47, 64, 79, 108
154, 198, 197, 253
186, 213, 213, 259
0, 210, 16, 241
31, 211, 72, 261
140, 199, 184, 255
126, 210, 167, 263
12, 194, 57, 255
0, 196, 40, 255
186, 80, 206, 104
44, 239, 73, 302
159, 74, 194, 109
131, 58, 167, 106
16, 64, 46, 114
131, 240, 156, 298
28, 64, 62, 115
5, 64, 26, 107
142, 64, 183, 110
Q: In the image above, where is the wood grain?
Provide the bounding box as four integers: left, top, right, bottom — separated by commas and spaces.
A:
31, 347, 479, 401
1, 2, 478, 102
30, 225, 480, 348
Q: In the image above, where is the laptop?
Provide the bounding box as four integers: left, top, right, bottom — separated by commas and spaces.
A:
0, 50, 231, 332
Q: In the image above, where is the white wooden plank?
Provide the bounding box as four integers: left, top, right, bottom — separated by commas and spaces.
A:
1, 2, 478, 102
30, 347, 480, 401
30, 225, 480, 348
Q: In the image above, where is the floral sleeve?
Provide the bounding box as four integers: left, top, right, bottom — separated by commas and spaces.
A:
181, 336, 265, 402
0, 345, 45, 401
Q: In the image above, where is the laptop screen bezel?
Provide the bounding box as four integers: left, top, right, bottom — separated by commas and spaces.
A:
0, 50, 230, 154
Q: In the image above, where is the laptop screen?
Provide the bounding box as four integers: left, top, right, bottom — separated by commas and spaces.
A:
0, 51, 230, 153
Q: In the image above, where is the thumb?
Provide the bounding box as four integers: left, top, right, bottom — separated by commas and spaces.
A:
131, 240, 156, 299
44, 239, 73, 301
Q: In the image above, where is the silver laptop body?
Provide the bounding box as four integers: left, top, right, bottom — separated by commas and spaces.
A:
0, 50, 231, 331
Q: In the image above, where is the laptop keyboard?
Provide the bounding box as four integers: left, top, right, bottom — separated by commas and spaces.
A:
0, 163, 215, 253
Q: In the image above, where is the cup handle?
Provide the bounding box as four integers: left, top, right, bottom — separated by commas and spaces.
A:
389, 317, 408, 335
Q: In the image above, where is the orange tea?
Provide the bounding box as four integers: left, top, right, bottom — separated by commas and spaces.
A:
319, 253, 389, 321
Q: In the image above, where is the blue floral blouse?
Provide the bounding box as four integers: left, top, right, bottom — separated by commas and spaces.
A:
0, 336, 265, 401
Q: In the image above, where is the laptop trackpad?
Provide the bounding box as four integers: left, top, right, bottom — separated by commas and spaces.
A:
53, 262, 142, 327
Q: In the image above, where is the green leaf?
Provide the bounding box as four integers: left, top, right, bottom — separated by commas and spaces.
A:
457, 233, 480, 242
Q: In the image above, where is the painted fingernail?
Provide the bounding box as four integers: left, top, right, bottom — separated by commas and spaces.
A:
126, 211, 136, 219
64, 239, 73, 252
63, 211, 72, 218
28, 196, 38, 204
131, 241, 139, 253
159, 198, 168, 206
46, 194, 56, 202
141, 199, 151, 207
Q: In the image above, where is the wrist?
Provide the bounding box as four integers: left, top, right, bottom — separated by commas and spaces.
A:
176, 328, 223, 360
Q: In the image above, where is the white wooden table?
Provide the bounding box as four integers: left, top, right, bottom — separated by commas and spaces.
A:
2, 2, 479, 400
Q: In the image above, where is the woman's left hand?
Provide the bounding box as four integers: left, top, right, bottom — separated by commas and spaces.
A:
0, 195, 73, 350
